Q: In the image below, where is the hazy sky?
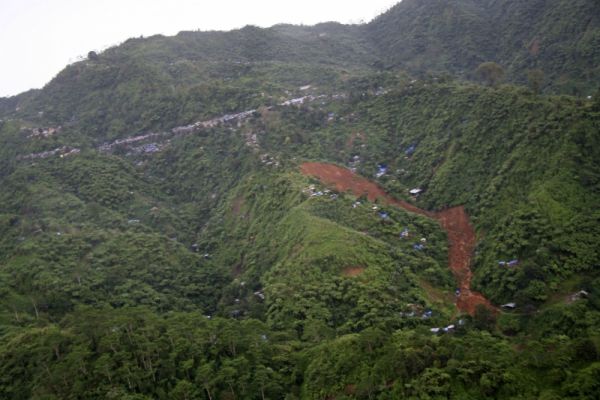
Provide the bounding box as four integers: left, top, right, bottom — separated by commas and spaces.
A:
0, 0, 399, 97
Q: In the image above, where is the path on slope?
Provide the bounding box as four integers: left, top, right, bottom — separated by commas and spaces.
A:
300, 162, 496, 316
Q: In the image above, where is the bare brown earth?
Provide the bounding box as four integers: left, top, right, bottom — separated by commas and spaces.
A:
300, 162, 496, 316
342, 266, 366, 277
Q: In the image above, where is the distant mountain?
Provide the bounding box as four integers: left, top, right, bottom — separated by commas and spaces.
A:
1, 0, 598, 136
367, 0, 600, 94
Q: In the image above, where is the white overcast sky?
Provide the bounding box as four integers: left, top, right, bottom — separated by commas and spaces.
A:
0, 0, 399, 97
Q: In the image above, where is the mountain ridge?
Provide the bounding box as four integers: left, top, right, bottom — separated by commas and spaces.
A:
2, 0, 599, 111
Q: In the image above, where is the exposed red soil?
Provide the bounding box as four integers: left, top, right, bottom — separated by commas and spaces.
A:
342, 266, 365, 277
436, 207, 496, 315
344, 384, 357, 395
300, 162, 497, 316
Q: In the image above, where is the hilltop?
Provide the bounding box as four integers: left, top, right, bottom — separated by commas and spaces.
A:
368, 0, 600, 94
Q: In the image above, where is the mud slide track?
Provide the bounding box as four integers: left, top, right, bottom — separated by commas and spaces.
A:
300, 162, 495, 316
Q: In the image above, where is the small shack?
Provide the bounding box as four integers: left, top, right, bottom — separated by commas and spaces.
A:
405, 144, 416, 156
375, 164, 388, 178
570, 290, 589, 302
443, 324, 455, 332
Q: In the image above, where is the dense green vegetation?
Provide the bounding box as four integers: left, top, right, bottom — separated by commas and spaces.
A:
368, 0, 600, 94
1, 0, 599, 398
2, 0, 599, 133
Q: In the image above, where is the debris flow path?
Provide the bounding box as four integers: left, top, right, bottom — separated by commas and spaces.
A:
300, 162, 496, 316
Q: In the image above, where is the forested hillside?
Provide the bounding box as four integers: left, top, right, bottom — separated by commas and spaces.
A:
0, 0, 599, 399
367, 0, 600, 94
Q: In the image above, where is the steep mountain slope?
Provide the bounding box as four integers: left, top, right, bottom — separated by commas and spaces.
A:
0, 2, 599, 399
241, 80, 600, 305
2, 0, 599, 133
367, 0, 496, 74
2, 72, 598, 398
367, 0, 600, 93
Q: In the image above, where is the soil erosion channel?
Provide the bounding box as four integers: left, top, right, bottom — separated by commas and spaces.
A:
300, 162, 495, 316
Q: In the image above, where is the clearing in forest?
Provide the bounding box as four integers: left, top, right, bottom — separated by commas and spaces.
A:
300, 162, 496, 316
